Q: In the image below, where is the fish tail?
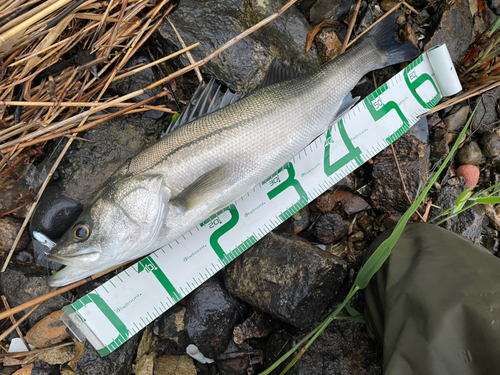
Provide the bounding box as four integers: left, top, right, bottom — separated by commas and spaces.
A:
365, 13, 420, 67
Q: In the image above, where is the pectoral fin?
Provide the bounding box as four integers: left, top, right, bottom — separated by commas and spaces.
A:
170, 165, 231, 212
331, 93, 360, 123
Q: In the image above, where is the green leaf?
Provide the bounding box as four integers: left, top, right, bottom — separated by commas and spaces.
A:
475, 196, 500, 204
454, 186, 475, 212
172, 112, 180, 122
345, 305, 365, 324
492, 17, 500, 34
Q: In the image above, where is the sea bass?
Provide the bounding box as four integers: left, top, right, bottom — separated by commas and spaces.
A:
46, 16, 418, 286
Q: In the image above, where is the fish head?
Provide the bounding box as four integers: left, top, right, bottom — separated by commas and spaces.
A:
48, 174, 169, 286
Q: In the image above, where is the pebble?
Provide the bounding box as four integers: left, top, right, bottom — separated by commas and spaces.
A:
331, 190, 370, 214
154, 355, 196, 375
456, 141, 483, 166
380, 0, 397, 11
185, 278, 239, 358
310, 0, 352, 24
0, 216, 30, 262
26, 310, 70, 348
315, 29, 343, 64
456, 165, 480, 188
225, 232, 347, 329
233, 312, 273, 345
443, 105, 469, 132
315, 212, 349, 244
290, 207, 310, 234
153, 305, 190, 350
481, 132, 500, 158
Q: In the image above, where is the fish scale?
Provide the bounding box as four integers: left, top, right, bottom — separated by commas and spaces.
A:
60, 44, 462, 356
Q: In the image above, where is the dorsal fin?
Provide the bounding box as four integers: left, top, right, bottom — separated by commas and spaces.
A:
162, 78, 241, 136
256, 59, 297, 89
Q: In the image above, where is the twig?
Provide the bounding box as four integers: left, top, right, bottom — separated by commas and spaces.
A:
0, 260, 133, 321
402, 0, 419, 15
341, 0, 361, 54
1, 296, 30, 351
347, 1, 401, 48
1, 135, 75, 271
168, 18, 203, 83
0, 304, 40, 342
0, 341, 73, 359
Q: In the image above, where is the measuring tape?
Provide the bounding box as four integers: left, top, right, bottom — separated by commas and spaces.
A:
61, 45, 461, 356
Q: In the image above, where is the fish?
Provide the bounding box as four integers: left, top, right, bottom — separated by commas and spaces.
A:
46, 15, 419, 286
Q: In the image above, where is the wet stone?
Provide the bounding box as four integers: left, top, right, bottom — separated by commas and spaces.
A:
185, 278, 239, 358
233, 312, 273, 345
264, 321, 382, 375
455, 141, 483, 166
315, 213, 349, 244
430, 179, 485, 243
158, 0, 319, 93
0, 216, 30, 262
153, 305, 190, 351
430, 128, 452, 161
380, 0, 397, 11
371, 134, 430, 214
481, 132, 500, 158
75, 334, 139, 375
310, 0, 353, 24
473, 92, 500, 133
423, 0, 473, 63
1, 265, 67, 327
406, 116, 429, 144
26, 310, 70, 348
58, 113, 164, 204
290, 206, 310, 234
225, 232, 347, 329
216, 341, 260, 375
332, 190, 370, 215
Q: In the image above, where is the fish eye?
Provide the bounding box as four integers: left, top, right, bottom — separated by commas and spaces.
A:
72, 223, 90, 241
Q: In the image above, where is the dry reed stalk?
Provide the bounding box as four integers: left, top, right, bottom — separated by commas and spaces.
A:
0, 0, 60, 35
0, 342, 74, 360
341, 0, 361, 54
168, 18, 203, 83
1, 296, 31, 352
0, 304, 40, 342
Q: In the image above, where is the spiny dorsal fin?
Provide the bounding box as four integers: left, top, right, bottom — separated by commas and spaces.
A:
162, 79, 241, 136
169, 165, 231, 212
256, 59, 297, 90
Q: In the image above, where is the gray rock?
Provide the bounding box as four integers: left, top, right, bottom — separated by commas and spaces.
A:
310, 0, 353, 24
233, 311, 273, 345
405, 0, 428, 8
0, 216, 30, 262
473, 92, 500, 133
490, 0, 500, 15
58, 113, 164, 204
423, 0, 473, 63
455, 141, 483, 166
430, 179, 485, 243
371, 134, 430, 213
75, 334, 140, 375
357, 7, 373, 34
157, 0, 319, 93
481, 132, 500, 158
443, 105, 469, 132
224, 232, 347, 328
30, 362, 60, 375
153, 304, 190, 350
216, 341, 260, 375
264, 321, 382, 374
407, 116, 429, 143
315, 212, 349, 244
0, 265, 67, 326
185, 278, 239, 358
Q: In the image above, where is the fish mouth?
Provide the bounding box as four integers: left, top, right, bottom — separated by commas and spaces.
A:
47, 247, 100, 267
48, 265, 97, 287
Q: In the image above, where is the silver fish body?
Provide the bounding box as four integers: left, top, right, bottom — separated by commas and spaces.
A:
47, 17, 419, 286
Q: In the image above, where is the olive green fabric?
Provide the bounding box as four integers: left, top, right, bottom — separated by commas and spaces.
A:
364, 223, 500, 375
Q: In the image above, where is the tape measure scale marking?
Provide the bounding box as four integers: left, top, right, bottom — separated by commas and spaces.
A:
61, 45, 461, 356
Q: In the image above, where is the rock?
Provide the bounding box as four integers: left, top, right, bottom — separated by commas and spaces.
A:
185, 278, 239, 358
1, 265, 67, 326
380, 0, 397, 11
58, 113, 164, 204
310, 0, 353, 24
75, 334, 139, 375
430, 128, 453, 161
313, 192, 336, 213
225, 232, 347, 328
9, 366, 29, 374
154, 355, 196, 375
25, 345, 75, 365
455, 141, 483, 166
481, 132, 500, 157
290, 206, 310, 234
406, 116, 429, 144
357, 7, 373, 34
216, 341, 260, 375
443, 105, 469, 132
423, 0, 473, 63
0, 216, 30, 261
264, 321, 382, 374
26, 310, 70, 348
430, 179, 485, 243
25, 362, 59, 375
371, 134, 430, 213
133, 352, 156, 375
473, 92, 500, 133
332, 190, 370, 214
233, 312, 273, 345
490, 0, 500, 14
157, 0, 319, 93
315, 28, 343, 64
153, 305, 190, 350
456, 165, 480, 189
315, 212, 349, 244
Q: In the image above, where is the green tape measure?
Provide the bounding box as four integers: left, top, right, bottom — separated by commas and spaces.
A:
61, 45, 461, 356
